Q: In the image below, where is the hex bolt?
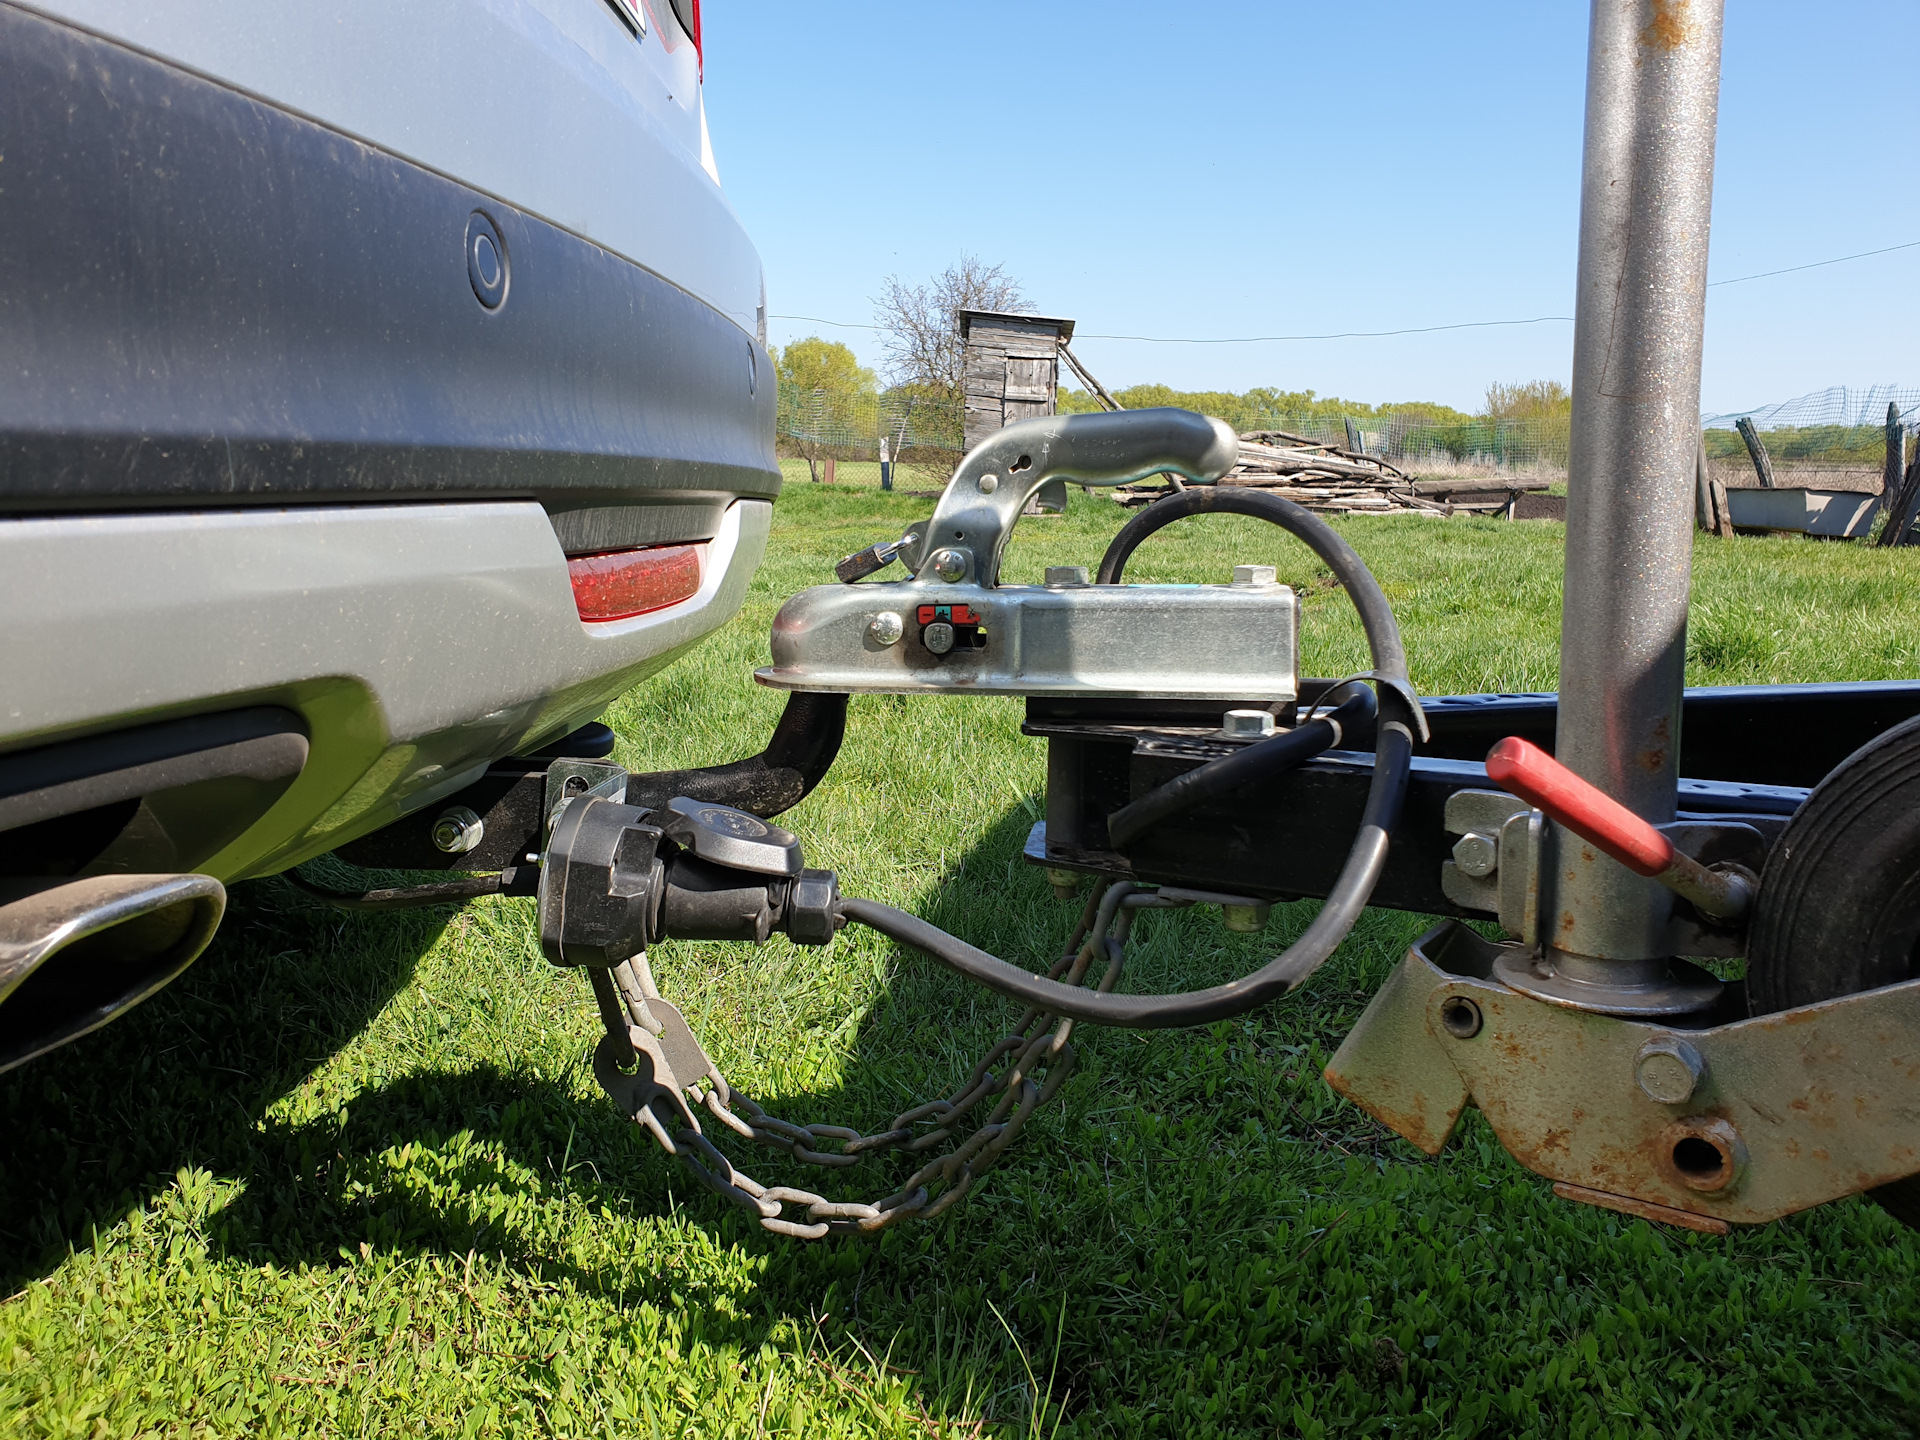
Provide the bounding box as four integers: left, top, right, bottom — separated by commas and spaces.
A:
431, 805, 486, 855
1438, 995, 1483, 1039
1222, 710, 1276, 739
1451, 830, 1500, 879
867, 611, 903, 646
1231, 564, 1278, 588
929, 548, 967, 583
1044, 867, 1079, 900
1635, 1036, 1706, 1105
1045, 566, 1090, 587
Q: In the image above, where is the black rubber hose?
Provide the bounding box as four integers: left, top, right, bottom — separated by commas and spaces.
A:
837, 486, 1418, 1028
1096, 486, 1410, 683
1105, 684, 1376, 850
838, 720, 1411, 1028
624, 691, 850, 819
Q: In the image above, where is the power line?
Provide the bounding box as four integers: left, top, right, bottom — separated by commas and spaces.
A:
1078, 316, 1571, 344
1707, 237, 1920, 288
768, 236, 1918, 346
768, 312, 1577, 343
771, 314, 882, 331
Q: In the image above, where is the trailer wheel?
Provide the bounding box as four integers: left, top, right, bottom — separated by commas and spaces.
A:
1747, 711, 1920, 1228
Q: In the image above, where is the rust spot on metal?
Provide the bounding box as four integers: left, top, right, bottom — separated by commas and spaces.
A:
1754, 1005, 1822, 1029
1638, 716, 1672, 773
1640, 0, 1696, 52
1554, 1181, 1730, 1234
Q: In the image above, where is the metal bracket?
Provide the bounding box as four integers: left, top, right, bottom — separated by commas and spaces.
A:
543, 759, 629, 838
1442, 793, 1760, 958
1327, 921, 1920, 1227
1439, 789, 1540, 942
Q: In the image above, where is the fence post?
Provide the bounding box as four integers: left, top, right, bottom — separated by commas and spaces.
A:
1895, 445, 1920, 549
1694, 429, 1713, 532
879, 435, 893, 492
823, 457, 836, 486
1734, 416, 1776, 488
1875, 402, 1905, 541
1876, 406, 1920, 547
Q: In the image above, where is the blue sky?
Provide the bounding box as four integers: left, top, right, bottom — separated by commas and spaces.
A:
702, 1, 1918, 417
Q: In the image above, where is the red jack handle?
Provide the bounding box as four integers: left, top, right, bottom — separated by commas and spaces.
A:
1484, 736, 1751, 922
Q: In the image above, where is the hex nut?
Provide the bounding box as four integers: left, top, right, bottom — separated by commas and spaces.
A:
431, 805, 485, 854
929, 548, 967, 583
1222, 709, 1276, 739
1451, 830, 1500, 879
1231, 564, 1278, 588
866, 611, 904, 646
1636, 1035, 1706, 1105
785, 868, 839, 946
1045, 566, 1090, 587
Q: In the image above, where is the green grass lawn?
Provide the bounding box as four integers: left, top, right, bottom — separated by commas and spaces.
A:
9, 490, 1920, 1437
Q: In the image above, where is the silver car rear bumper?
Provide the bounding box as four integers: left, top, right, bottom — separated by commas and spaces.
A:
0, 497, 771, 879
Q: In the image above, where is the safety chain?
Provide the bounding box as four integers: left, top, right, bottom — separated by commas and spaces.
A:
585, 880, 1182, 1238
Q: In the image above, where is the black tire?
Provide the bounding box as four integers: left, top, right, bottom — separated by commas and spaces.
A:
1747, 711, 1920, 1227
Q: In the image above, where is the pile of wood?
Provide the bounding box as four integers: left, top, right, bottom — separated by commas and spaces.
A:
1113, 428, 1553, 517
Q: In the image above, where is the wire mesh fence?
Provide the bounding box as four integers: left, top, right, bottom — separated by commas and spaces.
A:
1701, 385, 1920, 487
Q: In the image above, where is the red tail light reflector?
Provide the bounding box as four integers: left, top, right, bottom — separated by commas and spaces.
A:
568, 543, 704, 623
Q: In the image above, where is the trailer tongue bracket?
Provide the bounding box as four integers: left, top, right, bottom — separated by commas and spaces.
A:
1327, 921, 1920, 1227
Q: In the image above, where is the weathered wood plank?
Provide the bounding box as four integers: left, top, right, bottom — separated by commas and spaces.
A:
1695, 430, 1713, 532
1710, 478, 1734, 538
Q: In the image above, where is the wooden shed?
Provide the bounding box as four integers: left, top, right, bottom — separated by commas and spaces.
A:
959, 310, 1076, 451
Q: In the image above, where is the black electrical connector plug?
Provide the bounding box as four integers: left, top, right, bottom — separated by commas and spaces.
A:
537, 794, 839, 967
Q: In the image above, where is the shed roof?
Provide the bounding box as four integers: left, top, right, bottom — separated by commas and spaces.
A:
958, 309, 1075, 343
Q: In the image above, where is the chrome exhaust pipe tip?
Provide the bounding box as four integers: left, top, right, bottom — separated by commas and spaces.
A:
0, 872, 226, 1073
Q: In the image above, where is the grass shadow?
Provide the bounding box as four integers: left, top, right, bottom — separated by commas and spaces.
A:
0, 877, 453, 1289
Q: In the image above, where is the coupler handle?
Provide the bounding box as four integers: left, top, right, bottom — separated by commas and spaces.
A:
1485, 737, 1752, 922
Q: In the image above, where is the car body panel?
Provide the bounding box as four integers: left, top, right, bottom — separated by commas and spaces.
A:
0, 498, 772, 879
0, 0, 780, 905
11, 0, 756, 332
0, 4, 775, 515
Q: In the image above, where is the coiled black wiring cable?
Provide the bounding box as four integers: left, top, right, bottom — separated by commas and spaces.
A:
836, 486, 1419, 1028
